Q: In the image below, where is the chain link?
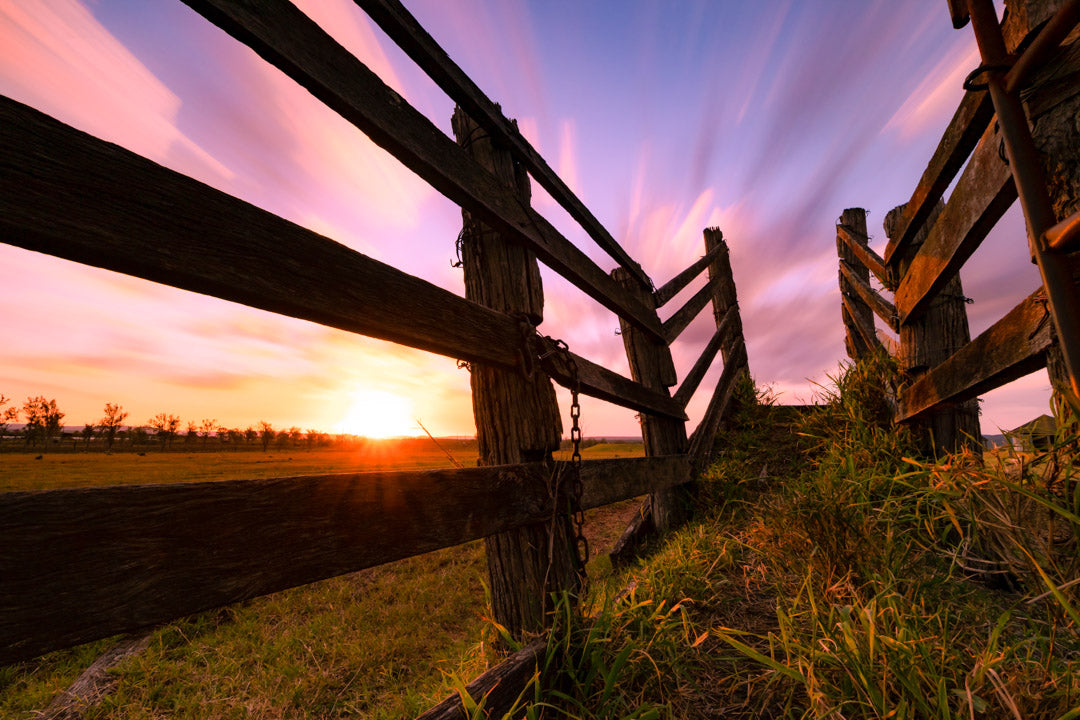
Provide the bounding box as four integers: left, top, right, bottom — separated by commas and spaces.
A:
539, 337, 589, 570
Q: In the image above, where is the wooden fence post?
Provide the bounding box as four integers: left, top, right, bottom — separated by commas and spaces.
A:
611, 269, 688, 534
452, 106, 579, 639
703, 228, 750, 381
684, 227, 750, 473
838, 208, 885, 360
885, 201, 982, 455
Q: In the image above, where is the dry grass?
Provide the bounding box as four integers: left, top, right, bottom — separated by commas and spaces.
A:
0, 441, 643, 718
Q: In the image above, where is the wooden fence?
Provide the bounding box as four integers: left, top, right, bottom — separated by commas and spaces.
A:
837, 0, 1080, 452
0, 0, 750, 711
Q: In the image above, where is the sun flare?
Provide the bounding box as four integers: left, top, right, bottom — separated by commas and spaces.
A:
337, 389, 417, 438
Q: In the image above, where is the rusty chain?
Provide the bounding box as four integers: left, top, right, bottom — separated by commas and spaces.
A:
538, 336, 589, 572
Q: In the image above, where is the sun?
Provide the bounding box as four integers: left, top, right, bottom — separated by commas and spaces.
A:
337, 389, 417, 438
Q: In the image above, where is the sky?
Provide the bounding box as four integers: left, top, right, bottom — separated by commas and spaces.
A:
0, 0, 1053, 438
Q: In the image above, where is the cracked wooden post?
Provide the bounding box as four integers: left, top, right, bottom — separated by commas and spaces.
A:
885, 201, 982, 455
837, 208, 884, 360
704, 228, 750, 381
452, 106, 579, 639
611, 269, 689, 535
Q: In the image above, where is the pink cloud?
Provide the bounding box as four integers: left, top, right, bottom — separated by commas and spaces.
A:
0, 0, 231, 184
884, 43, 978, 140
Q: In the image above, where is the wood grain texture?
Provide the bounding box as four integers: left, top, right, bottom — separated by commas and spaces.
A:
652, 244, 725, 308
538, 341, 687, 421
672, 308, 735, 409
455, 106, 576, 639
181, 0, 663, 342
838, 209, 883, 360
661, 273, 723, 345
0, 96, 524, 370
704, 228, 750, 379
688, 341, 745, 478
354, 0, 651, 289
0, 98, 673, 422
612, 268, 690, 534
898, 289, 1053, 421
883, 91, 994, 265
414, 639, 545, 720
841, 298, 881, 357
0, 457, 688, 663
894, 120, 1016, 324
839, 261, 898, 333
886, 200, 981, 453
836, 224, 889, 288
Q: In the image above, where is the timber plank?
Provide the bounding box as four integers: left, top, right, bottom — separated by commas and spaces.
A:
0, 456, 688, 663
895, 120, 1017, 324
181, 0, 664, 341
0, 96, 522, 370
662, 273, 723, 344
839, 261, 899, 332
837, 224, 889, 287
687, 341, 745, 476
537, 341, 688, 421
415, 640, 546, 720
672, 308, 734, 409
898, 289, 1053, 421
653, 244, 725, 308
0, 98, 674, 420
354, 0, 650, 288
841, 298, 883, 358
884, 91, 994, 265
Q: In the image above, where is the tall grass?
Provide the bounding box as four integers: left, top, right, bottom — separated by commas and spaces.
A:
474, 358, 1080, 718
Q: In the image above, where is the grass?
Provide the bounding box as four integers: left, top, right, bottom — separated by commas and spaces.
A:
0, 440, 644, 718
466, 363, 1080, 718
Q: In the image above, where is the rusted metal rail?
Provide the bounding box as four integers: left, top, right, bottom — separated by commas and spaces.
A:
966, 0, 1080, 412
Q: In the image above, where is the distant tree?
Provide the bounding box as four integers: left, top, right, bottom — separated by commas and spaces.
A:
128, 426, 148, 449
244, 426, 257, 446
185, 421, 198, 445
23, 397, 64, 449
98, 403, 128, 452
81, 423, 95, 450
148, 413, 181, 450
258, 421, 275, 452
200, 418, 216, 447
0, 395, 18, 449
216, 425, 229, 448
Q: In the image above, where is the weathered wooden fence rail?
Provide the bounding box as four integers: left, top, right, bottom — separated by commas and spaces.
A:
837, 0, 1080, 452
0, 4, 751, 714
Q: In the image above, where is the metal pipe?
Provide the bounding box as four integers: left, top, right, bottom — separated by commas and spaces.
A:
968, 0, 1080, 411
1005, 0, 1080, 94
1046, 210, 1080, 252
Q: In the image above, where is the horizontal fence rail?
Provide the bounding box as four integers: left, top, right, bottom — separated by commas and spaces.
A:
352, 0, 651, 289
0, 97, 684, 421
181, 0, 665, 342
898, 288, 1053, 420
839, 1, 1080, 445
0, 456, 689, 663
0, 0, 755, 679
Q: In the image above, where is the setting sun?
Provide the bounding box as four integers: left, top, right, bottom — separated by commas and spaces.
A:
337, 389, 417, 438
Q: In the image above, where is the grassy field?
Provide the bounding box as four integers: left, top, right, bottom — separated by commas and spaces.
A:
0, 440, 644, 718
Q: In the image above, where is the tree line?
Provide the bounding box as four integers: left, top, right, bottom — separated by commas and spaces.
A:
0, 394, 333, 452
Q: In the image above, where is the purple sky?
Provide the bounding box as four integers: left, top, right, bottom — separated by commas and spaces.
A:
0, 0, 1051, 437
